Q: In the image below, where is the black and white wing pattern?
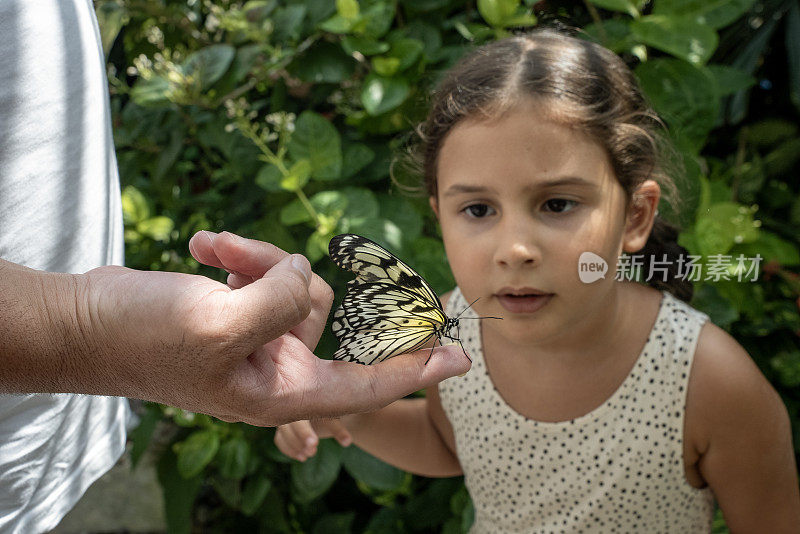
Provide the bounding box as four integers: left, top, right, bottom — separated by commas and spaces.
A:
328, 234, 457, 364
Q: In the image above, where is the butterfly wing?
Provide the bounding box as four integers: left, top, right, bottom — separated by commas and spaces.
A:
328, 234, 442, 313
328, 234, 447, 364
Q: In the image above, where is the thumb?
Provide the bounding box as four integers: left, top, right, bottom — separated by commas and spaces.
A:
229, 254, 312, 347
307, 345, 472, 418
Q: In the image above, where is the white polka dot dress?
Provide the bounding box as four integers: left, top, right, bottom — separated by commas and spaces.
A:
439, 287, 715, 533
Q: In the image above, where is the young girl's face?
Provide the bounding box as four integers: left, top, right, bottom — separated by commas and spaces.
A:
432, 100, 644, 346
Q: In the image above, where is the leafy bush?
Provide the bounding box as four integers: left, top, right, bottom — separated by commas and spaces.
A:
98, 0, 799, 532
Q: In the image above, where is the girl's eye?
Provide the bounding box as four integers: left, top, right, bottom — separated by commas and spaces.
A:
543, 199, 577, 213
463, 203, 494, 218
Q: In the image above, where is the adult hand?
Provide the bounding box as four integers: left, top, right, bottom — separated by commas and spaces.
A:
51, 231, 470, 426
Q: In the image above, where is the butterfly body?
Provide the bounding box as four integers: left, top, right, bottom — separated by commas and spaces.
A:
329, 234, 460, 365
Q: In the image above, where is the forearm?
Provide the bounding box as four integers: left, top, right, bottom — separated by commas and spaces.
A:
341, 398, 462, 477
0, 258, 92, 393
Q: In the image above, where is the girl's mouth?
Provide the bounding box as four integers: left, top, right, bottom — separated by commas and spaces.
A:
496, 292, 554, 314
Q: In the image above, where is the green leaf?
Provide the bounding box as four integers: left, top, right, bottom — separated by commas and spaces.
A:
355, 2, 395, 39
346, 218, 404, 252
176, 430, 220, 478
361, 74, 410, 115
313, 512, 356, 534
305, 0, 337, 25
289, 41, 357, 83
182, 44, 236, 89
386, 38, 425, 71
337, 0, 360, 19
732, 231, 800, 266
691, 284, 739, 327
137, 216, 174, 242
379, 194, 423, 243
582, 19, 634, 54
694, 202, 759, 257
403, 478, 463, 530
95, 1, 126, 58
288, 111, 342, 180
341, 187, 380, 226
397, 20, 442, 58
372, 56, 401, 76
241, 476, 272, 516
319, 13, 353, 33
291, 439, 342, 503
653, 0, 757, 29
477, 0, 519, 27
130, 75, 171, 107
342, 445, 407, 491
636, 59, 719, 151
588, 0, 641, 17
341, 143, 376, 178
771, 351, 800, 388
128, 402, 161, 469
272, 5, 308, 42
630, 15, 718, 65
364, 508, 404, 534
307, 228, 334, 263
255, 163, 284, 192
121, 185, 150, 225
282, 159, 312, 191
706, 65, 756, 96
342, 35, 391, 56
746, 119, 798, 147
157, 448, 202, 534
217, 437, 251, 480
503, 12, 538, 28
763, 138, 800, 177
280, 190, 348, 226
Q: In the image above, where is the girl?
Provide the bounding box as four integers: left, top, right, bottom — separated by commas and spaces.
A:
275, 30, 800, 532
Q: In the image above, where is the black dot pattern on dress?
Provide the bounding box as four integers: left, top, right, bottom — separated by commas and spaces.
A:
439, 288, 716, 534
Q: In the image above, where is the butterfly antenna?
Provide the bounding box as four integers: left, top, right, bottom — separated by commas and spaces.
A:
456, 297, 503, 321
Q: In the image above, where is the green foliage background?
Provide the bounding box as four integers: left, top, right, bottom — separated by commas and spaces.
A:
97, 0, 800, 532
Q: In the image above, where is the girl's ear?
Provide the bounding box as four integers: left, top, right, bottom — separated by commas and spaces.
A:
429, 196, 440, 219
622, 180, 660, 253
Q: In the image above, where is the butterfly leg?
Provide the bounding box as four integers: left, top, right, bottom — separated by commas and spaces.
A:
425, 335, 440, 365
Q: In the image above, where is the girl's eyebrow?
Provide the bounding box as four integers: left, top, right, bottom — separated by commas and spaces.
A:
442, 176, 597, 197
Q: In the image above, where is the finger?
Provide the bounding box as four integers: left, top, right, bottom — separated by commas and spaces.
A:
227, 272, 254, 289
212, 232, 332, 349
275, 424, 311, 461
228, 254, 312, 347
188, 230, 226, 269
301, 345, 471, 418
191, 231, 332, 351
289, 275, 334, 351
285, 420, 319, 459
208, 231, 288, 278
319, 419, 351, 447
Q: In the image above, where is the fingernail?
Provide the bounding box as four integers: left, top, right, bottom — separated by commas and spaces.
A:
222, 231, 243, 243
340, 436, 352, 447
291, 255, 311, 284
200, 230, 216, 245
433, 347, 471, 375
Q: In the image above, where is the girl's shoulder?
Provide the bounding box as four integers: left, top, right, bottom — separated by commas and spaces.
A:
686, 316, 789, 458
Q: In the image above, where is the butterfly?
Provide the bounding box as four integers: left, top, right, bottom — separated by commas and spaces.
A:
328, 233, 496, 365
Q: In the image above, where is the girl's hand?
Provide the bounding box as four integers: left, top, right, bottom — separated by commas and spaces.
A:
275, 419, 352, 461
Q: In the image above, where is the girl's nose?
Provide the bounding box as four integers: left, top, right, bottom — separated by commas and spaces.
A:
494, 237, 539, 268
